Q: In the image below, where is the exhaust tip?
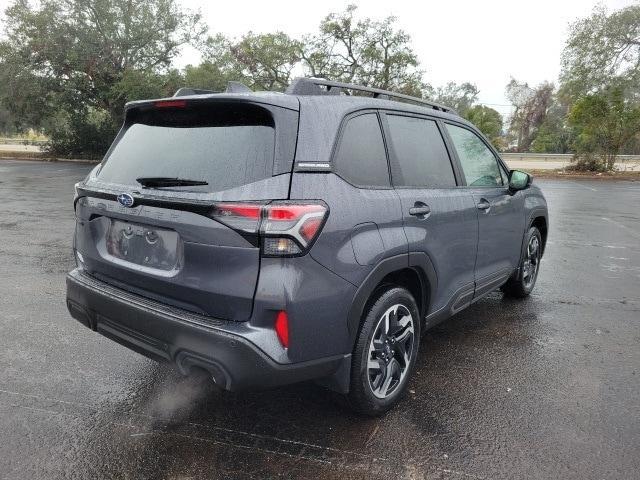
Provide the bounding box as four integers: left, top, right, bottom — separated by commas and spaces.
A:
175, 351, 229, 389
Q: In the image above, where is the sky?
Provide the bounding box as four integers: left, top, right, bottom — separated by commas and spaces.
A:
178, 0, 637, 117
0, 0, 636, 117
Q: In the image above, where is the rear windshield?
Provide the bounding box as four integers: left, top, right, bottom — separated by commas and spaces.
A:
96, 102, 276, 192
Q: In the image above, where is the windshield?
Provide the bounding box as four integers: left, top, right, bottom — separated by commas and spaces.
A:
96, 102, 276, 192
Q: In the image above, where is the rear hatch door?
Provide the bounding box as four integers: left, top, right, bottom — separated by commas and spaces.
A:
74, 97, 298, 321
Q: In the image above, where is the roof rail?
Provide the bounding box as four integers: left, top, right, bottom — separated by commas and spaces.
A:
173, 81, 253, 97
285, 77, 457, 115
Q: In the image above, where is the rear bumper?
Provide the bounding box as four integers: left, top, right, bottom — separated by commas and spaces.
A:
66, 268, 349, 391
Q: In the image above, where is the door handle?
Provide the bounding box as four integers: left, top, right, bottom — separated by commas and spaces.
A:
477, 198, 491, 211
409, 203, 431, 218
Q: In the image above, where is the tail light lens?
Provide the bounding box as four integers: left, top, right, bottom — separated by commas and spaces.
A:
211, 202, 264, 234
210, 201, 328, 256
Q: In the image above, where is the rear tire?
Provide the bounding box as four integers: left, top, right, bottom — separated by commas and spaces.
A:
502, 226, 542, 298
347, 286, 420, 416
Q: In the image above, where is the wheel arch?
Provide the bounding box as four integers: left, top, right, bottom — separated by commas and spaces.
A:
346, 253, 436, 348
530, 215, 548, 256
512, 209, 548, 283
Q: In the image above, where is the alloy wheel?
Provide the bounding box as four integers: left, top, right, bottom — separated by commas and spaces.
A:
522, 234, 540, 288
367, 304, 415, 399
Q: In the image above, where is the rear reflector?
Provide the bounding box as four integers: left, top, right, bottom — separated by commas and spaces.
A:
274, 311, 289, 348
154, 100, 187, 108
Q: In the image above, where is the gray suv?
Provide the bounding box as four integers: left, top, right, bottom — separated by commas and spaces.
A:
66, 78, 548, 415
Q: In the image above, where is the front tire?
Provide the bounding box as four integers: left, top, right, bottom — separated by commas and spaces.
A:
502, 226, 542, 298
347, 286, 420, 416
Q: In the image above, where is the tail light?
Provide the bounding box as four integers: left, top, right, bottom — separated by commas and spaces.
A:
210, 201, 328, 256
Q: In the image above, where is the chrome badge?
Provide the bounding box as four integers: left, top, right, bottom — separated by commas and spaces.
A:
117, 193, 135, 208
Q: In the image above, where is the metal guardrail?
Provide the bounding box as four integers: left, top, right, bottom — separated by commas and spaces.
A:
502, 153, 640, 163
0, 138, 48, 146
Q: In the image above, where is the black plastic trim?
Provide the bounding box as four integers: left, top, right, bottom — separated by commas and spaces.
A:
66, 268, 350, 392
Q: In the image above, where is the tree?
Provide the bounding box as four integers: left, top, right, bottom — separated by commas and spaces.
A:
300, 5, 425, 95
530, 101, 574, 154
425, 82, 479, 116
506, 79, 554, 152
200, 32, 302, 92
561, 5, 640, 99
0, 0, 205, 156
464, 105, 503, 147
568, 86, 640, 171
194, 5, 428, 96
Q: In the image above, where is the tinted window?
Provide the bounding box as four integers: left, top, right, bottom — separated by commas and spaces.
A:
334, 113, 390, 187
386, 115, 456, 188
445, 124, 503, 187
97, 103, 276, 192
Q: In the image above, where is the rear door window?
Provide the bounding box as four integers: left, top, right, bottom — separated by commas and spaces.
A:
97, 102, 276, 192
333, 113, 390, 187
445, 123, 503, 187
386, 115, 456, 188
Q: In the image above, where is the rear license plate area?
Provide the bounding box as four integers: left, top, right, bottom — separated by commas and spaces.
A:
106, 219, 181, 272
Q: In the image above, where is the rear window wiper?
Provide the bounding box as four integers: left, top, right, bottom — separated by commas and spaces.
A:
136, 177, 209, 188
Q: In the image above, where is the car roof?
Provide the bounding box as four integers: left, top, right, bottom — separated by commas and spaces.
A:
125, 88, 480, 166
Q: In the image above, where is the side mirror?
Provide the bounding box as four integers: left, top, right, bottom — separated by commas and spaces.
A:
509, 170, 532, 191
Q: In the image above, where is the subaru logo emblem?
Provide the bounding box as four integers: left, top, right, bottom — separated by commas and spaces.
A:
117, 193, 135, 208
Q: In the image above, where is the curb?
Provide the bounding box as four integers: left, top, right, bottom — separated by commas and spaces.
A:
0, 155, 99, 164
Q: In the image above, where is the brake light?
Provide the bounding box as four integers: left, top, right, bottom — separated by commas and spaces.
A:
214, 203, 262, 219
209, 201, 328, 256
210, 202, 265, 235
154, 100, 187, 108
274, 310, 289, 348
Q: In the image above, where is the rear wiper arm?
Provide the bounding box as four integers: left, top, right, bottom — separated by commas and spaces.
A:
136, 177, 209, 188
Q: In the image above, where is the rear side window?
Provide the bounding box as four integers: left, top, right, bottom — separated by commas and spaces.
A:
445, 123, 503, 187
386, 115, 456, 188
97, 103, 276, 192
333, 113, 390, 187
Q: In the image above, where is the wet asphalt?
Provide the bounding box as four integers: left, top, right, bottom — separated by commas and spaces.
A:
0, 159, 638, 480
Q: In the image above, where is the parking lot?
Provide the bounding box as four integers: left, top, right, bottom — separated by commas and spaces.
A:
0, 159, 638, 479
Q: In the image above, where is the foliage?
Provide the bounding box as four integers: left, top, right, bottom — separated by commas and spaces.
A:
0, 0, 205, 156
530, 99, 574, 153
7, 1, 638, 166
558, 5, 640, 169
464, 105, 503, 147
300, 5, 425, 95
0, 105, 17, 135
425, 82, 479, 116
200, 32, 302, 92
567, 86, 640, 171
46, 108, 116, 158
561, 5, 640, 99
506, 79, 554, 152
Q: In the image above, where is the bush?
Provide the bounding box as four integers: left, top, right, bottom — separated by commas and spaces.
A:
568, 153, 610, 172
46, 108, 118, 159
